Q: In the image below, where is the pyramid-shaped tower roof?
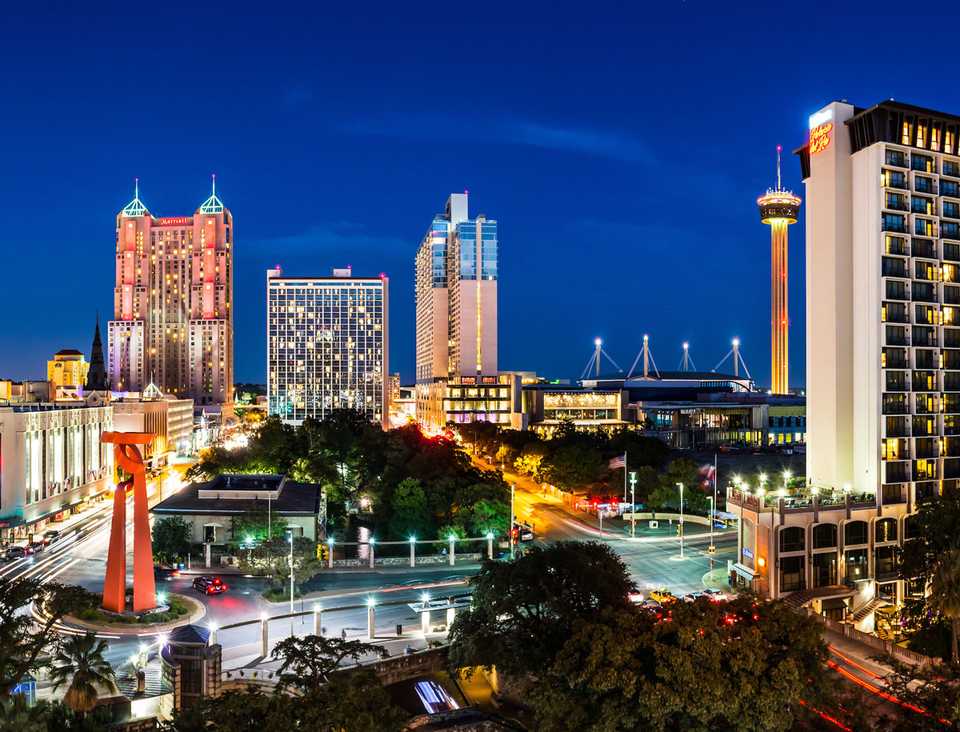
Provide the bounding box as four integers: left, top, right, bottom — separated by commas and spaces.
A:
197, 174, 225, 214
121, 178, 149, 218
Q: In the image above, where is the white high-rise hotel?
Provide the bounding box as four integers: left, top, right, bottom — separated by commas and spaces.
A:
266, 267, 388, 425
804, 100, 960, 503
727, 100, 960, 614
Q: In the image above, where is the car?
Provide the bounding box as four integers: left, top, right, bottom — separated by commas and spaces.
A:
28, 541, 45, 554
192, 575, 228, 595
154, 566, 181, 581
649, 588, 677, 605
5, 546, 29, 561
43, 530, 61, 545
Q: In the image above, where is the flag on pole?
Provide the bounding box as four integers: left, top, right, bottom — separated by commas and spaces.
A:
608, 454, 626, 470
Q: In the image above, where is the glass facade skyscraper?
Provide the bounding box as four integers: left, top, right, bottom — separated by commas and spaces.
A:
266, 268, 388, 425
415, 193, 504, 429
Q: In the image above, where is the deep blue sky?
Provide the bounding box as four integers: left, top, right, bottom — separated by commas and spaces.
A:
5, 2, 960, 387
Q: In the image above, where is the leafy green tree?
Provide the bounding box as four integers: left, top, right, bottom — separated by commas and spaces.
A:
387, 478, 432, 540
526, 596, 829, 732
541, 442, 606, 491
48, 633, 117, 716
152, 516, 191, 563
929, 549, 960, 663
270, 635, 381, 692
648, 458, 708, 514
878, 655, 960, 731
0, 578, 95, 699
448, 541, 635, 675
607, 430, 671, 469
462, 497, 510, 537
230, 505, 273, 545
165, 688, 292, 731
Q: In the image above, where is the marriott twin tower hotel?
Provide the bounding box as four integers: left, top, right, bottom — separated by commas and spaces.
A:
730, 100, 960, 621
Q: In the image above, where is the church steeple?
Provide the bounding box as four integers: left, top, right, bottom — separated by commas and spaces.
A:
87, 313, 108, 391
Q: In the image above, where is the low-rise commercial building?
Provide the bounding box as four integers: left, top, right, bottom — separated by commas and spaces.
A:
727, 482, 911, 630
112, 385, 194, 468
151, 474, 326, 545
0, 404, 114, 539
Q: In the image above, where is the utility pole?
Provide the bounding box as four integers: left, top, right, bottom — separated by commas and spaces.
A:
629, 471, 637, 538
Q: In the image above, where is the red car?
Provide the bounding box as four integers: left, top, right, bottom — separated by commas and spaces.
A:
192, 575, 228, 595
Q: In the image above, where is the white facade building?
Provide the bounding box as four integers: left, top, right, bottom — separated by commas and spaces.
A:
266, 268, 388, 425
726, 100, 960, 617
0, 404, 114, 538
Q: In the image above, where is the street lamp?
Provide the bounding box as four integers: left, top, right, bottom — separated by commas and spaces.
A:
676, 482, 684, 559
509, 483, 516, 560
629, 471, 637, 538
706, 495, 715, 554
288, 533, 295, 614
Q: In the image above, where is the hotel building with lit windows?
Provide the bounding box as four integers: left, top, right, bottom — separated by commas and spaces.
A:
415, 193, 506, 429
266, 267, 388, 426
107, 179, 234, 408
727, 100, 960, 624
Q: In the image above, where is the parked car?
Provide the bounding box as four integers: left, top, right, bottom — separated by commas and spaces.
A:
192, 575, 228, 595
28, 541, 45, 554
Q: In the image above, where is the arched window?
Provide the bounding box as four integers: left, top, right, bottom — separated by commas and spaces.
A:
812, 523, 838, 549
779, 526, 805, 553
844, 520, 869, 546
875, 517, 898, 543
904, 513, 922, 540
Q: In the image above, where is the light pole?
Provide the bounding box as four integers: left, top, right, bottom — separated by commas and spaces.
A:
629, 471, 637, 538
288, 533, 295, 615
781, 470, 791, 500
676, 482, 684, 559
706, 495, 715, 554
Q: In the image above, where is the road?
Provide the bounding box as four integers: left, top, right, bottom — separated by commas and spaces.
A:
487, 457, 738, 596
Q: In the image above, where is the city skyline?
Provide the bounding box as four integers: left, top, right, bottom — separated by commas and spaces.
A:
8, 4, 960, 387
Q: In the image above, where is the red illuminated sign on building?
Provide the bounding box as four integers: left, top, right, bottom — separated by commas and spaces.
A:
154, 217, 193, 226
809, 122, 833, 155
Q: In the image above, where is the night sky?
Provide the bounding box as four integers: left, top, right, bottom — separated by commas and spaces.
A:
5, 1, 960, 387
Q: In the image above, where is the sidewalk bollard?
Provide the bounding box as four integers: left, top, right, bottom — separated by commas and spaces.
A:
327, 539, 334, 569
448, 536, 456, 567
486, 533, 494, 560
367, 599, 376, 640
409, 537, 416, 568
369, 539, 375, 569
396, 623, 403, 637
260, 614, 269, 657
313, 604, 322, 636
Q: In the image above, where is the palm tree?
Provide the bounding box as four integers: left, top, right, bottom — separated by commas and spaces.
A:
929, 549, 960, 664
48, 633, 118, 715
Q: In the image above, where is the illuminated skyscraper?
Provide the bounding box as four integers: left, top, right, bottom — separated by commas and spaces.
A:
266, 267, 388, 425
415, 193, 505, 428
107, 178, 234, 406
757, 147, 801, 395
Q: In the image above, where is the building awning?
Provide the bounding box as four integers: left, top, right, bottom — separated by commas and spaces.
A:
732, 562, 756, 581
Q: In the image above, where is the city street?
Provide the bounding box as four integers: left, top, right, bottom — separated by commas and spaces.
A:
487, 458, 738, 596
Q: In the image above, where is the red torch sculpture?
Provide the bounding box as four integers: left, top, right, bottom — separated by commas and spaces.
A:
101, 432, 157, 613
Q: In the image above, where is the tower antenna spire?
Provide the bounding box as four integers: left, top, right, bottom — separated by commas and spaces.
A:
212, 173, 216, 196
776, 145, 782, 191
134, 177, 139, 200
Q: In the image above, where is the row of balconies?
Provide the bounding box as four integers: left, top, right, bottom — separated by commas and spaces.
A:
882, 323, 960, 347
882, 192, 960, 219
883, 235, 960, 261
884, 148, 960, 179
882, 213, 960, 240
883, 414, 960, 438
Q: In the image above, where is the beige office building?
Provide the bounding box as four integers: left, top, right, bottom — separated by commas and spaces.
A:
415, 193, 499, 429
